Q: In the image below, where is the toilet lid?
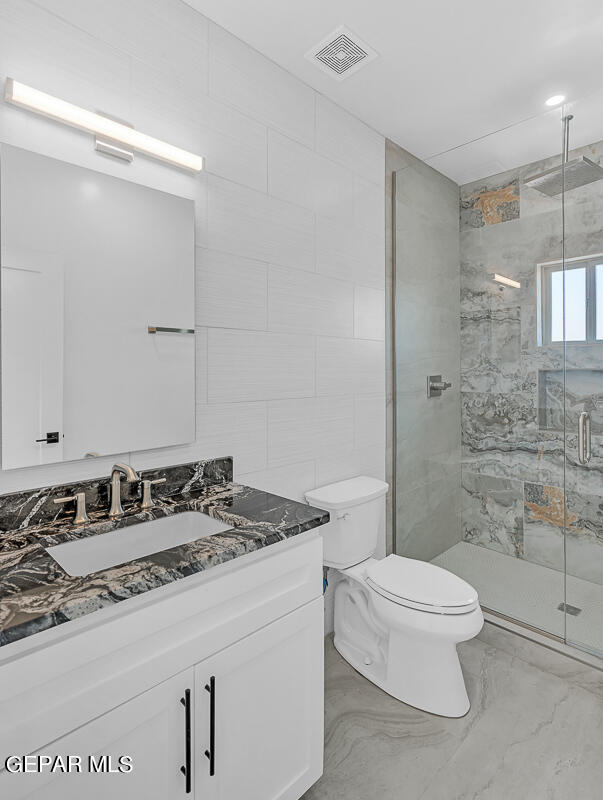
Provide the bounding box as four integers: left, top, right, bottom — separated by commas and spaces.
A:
305, 476, 388, 511
366, 555, 479, 615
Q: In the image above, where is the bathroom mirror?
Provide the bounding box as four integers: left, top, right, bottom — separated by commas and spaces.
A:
0, 144, 196, 470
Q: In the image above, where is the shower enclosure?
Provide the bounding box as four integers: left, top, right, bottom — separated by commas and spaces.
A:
391, 95, 603, 658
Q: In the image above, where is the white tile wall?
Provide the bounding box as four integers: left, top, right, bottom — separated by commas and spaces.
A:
195, 326, 209, 405
267, 130, 354, 224
237, 460, 316, 503
353, 175, 386, 236
0, 0, 386, 633
316, 95, 385, 184
196, 249, 267, 331
316, 445, 387, 513
33, 0, 210, 77
207, 329, 315, 403
267, 397, 355, 468
354, 395, 387, 451
316, 216, 385, 288
354, 286, 386, 340
0, 1, 131, 117
267, 266, 354, 337
130, 71, 268, 191
208, 23, 315, 147
316, 338, 385, 397
207, 174, 315, 270
196, 402, 267, 474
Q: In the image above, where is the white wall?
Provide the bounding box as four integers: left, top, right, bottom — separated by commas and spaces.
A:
0, 0, 386, 625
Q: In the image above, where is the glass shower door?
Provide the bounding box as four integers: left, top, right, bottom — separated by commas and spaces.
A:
561, 103, 603, 657
391, 101, 603, 658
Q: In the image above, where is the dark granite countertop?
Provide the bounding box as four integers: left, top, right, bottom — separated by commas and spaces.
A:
0, 458, 328, 648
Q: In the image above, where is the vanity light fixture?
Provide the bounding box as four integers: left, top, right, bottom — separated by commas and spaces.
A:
4, 78, 204, 172
493, 273, 521, 289
545, 94, 565, 107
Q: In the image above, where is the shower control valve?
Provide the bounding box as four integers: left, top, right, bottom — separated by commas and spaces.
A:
427, 375, 452, 398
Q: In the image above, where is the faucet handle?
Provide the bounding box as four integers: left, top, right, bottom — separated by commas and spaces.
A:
427, 375, 453, 397
141, 478, 167, 511
53, 492, 90, 526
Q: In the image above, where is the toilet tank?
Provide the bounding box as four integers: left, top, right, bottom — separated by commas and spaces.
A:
305, 476, 389, 569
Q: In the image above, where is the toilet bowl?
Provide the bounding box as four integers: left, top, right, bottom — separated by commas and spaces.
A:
305, 476, 483, 718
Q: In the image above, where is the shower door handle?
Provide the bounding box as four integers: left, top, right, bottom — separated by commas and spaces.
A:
578, 411, 591, 465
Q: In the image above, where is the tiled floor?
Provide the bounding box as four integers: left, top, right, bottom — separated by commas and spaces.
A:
433, 542, 603, 655
303, 631, 603, 800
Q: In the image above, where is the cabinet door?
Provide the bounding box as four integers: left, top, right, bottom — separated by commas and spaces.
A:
194, 597, 324, 800
1, 668, 193, 800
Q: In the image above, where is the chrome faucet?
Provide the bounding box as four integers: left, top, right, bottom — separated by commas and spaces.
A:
109, 463, 140, 519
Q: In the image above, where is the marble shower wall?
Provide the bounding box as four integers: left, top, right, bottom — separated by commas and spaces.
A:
460, 140, 603, 585
387, 140, 461, 560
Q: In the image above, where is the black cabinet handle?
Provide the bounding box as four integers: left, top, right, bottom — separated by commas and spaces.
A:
204, 676, 216, 776
36, 431, 60, 444
180, 689, 192, 794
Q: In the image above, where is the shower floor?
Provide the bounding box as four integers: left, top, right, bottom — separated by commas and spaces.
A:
432, 542, 603, 657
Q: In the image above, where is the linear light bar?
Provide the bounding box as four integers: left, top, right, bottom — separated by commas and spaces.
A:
4, 78, 204, 173
493, 273, 521, 289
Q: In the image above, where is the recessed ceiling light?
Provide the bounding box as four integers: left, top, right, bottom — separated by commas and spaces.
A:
545, 94, 565, 107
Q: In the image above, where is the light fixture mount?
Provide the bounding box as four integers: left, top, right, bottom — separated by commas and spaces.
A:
4, 78, 204, 173
94, 111, 134, 163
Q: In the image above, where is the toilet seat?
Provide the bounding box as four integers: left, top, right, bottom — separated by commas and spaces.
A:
366, 554, 479, 615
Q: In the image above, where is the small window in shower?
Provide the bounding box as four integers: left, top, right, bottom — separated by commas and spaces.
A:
539, 255, 603, 344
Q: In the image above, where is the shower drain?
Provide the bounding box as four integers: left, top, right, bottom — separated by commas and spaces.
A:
557, 602, 582, 616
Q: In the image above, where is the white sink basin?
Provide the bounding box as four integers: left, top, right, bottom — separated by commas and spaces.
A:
45, 511, 231, 577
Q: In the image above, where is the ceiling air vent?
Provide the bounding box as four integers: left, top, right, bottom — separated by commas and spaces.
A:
305, 26, 377, 81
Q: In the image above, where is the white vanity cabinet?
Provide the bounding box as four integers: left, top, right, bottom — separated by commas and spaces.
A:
194, 599, 323, 800
5, 668, 193, 799
0, 535, 324, 800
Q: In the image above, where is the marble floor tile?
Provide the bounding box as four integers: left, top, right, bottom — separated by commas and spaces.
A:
477, 621, 603, 700
303, 635, 603, 800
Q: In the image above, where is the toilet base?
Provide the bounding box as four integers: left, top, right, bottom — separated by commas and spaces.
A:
333, 571, 483, 718
333, 634, 471, 717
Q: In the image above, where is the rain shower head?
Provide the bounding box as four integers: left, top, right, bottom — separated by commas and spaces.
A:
525, 114, 603, 196
524, 155, 603, 196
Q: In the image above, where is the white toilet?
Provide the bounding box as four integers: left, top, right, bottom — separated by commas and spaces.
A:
305, 475, 483, 718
